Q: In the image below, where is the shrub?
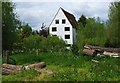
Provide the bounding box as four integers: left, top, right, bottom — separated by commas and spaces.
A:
47, 36, 66, 52
23, 35, 66, 52
71, 44, 79, 55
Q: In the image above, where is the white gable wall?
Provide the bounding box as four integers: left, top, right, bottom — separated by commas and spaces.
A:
49, 8, 74, 45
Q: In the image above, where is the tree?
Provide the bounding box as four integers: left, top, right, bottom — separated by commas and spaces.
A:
106, 1, 120, 47
39, 23, 48, 37
78, 15, 87, 27
32, 30, 39, 35
2, 2, 20, 50
21, 23, 32, 39
76, 17, 106, 51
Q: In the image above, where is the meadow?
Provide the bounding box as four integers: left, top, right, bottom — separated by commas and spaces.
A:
2, 51, 120, 81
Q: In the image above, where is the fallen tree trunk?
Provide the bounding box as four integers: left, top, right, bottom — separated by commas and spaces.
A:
1, 62, 46, 75
2, 64, 21, 75
23, 62, 46, 70
83, 45, 120, 57
84, 45, 120, 53
83, 49, 96, 56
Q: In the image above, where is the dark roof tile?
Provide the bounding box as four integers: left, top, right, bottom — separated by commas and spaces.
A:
61, 8, 77, 28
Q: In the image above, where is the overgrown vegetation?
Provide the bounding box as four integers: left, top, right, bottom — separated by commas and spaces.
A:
76, 1, 120, 50
2, 52, 120, 81
76, 17, 107, 51
23, 35, 66, 52
2, 70, 40, 81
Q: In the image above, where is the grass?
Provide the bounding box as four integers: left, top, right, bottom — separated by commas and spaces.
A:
2, 51, 120, 81
2, 70, 40, 81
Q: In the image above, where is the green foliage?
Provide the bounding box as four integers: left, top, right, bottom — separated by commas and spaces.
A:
76, 1, 119, 48
21, 23, 32, 39
76, 17, 106, 50
47, 36, 66, 51
2, 53, 41, 65
23, 35, 42, 50
2, 70, 40, 81
87, 37, 106, 47
2, 2, 20, 50
90, 57, 119, 81
23, 35, 66, 52
71, 44, 79, 55
106, 1, 120, 47
78, 15, 87, 27
2, 52, 120, 81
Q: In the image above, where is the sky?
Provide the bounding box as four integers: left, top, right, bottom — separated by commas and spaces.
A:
12, 0, 117, 30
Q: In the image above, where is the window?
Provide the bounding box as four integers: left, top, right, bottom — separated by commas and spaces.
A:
62, 19, 66, 24
55, 19, 59, 24
65, 27, 70, 31
52, 27, 57, 31
65, 35, 70, 39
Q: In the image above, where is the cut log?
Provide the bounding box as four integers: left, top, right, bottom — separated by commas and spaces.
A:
83, 49, 96, 56
25, 62, 46, 70
84, 45, 120, 53
2, 64, 21, 75
1, 62, 46, 75
83, 45, 120, 57
103, 51, 119, 57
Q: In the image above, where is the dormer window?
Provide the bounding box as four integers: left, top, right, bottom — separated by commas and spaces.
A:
55, 19, 59, 24
62, 19, 66, 24
52, 27, 57, 31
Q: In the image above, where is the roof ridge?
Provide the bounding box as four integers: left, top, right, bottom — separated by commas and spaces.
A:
61, 8, 74, 17
61, 8, 77, 28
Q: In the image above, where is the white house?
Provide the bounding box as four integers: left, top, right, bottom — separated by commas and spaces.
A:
49, 7, 77, 46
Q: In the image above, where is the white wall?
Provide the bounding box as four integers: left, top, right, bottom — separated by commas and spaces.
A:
49, 8, 74, 45
73, 28, 76, 43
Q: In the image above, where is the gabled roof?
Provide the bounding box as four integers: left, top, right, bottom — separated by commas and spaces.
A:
49, 7, 77, 28
61, 7, 77, 28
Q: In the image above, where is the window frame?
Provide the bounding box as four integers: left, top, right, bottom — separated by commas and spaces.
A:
62, 19, 66, 24
65, 27, 70, 31
65, 35, 70, 39
52, 27, 57, 32
55, 19, 59, 24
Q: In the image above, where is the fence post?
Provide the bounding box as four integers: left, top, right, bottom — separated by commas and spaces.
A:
5, 50, 10, 64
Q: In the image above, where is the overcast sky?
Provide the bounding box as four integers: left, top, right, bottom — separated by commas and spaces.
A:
13, 0, 116, 30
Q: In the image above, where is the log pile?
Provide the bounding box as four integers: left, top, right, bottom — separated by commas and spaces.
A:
2, 64, 21, 75
83, 45, 120, 57
83, 49, 96, 56
1, 62, 47, 75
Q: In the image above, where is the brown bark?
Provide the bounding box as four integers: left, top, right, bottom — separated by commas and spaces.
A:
2, 64, 21, 75
83, 45, 120, 57
5, 50, 10, 64
2, 62, 47, 75
83, 49, 96, 56
84, 45, 120, 53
